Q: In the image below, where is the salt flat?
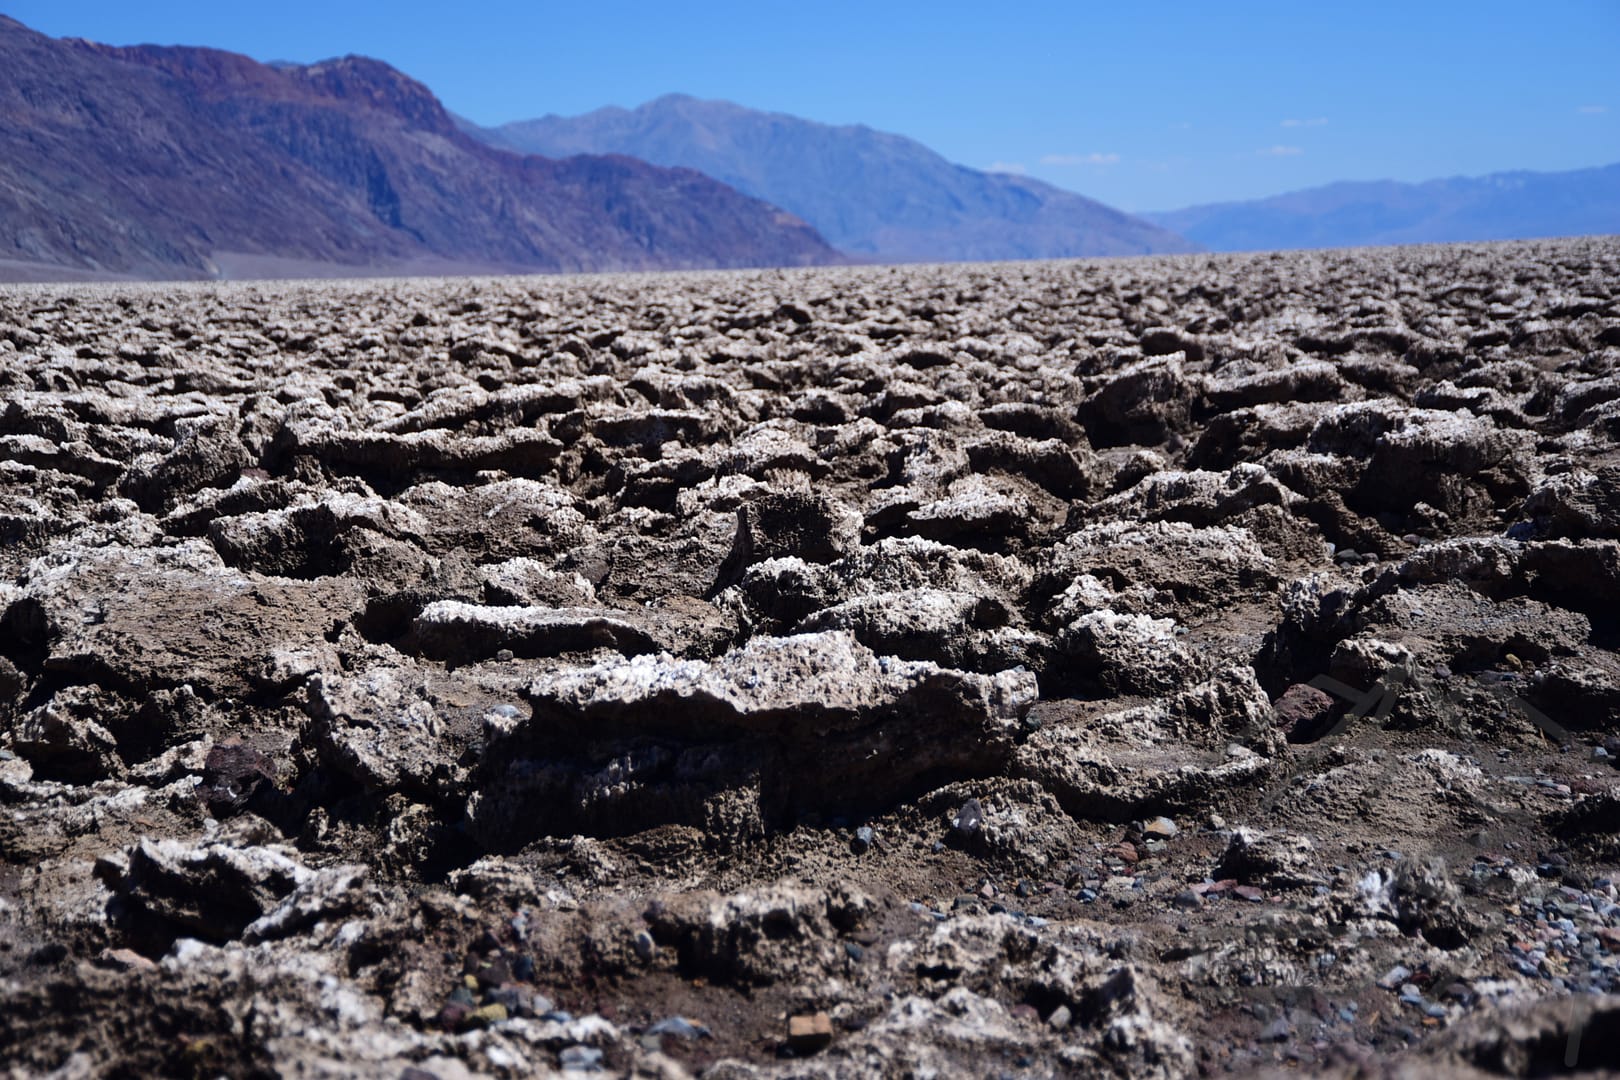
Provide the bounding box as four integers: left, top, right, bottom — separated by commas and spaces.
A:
2, 239, 1618, 1076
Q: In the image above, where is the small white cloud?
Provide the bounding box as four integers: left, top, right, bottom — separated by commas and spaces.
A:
1040, 152, 1121, 166
1281, 117, 1328, 128
987, 161, 1027, 175
1258, 145, 1304, 157
1577, 104, 1608, 114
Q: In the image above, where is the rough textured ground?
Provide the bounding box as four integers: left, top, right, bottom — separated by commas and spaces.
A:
3, 238, 1620, 1078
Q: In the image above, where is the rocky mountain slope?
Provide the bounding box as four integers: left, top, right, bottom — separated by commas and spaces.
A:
478, 94, 1197, 263
0, 17, 839, 280
2, 238, 1619, 1075
1146, 164, 1620, 252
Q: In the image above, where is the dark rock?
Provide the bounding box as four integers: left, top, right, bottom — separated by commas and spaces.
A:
953, 798, 985, 839
1273, 683, 1338, 742
201, 742, 278, 818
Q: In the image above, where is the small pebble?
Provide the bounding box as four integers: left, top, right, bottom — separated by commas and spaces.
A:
952, 799, 984, 838
1142, 816, 1179, 840
471, 1002, 508, 1025
1377, 965, 1411, 990
1261, 1017, 1292, 1042
558, 1045, 603, 1072
486, 987, 526, 1015
786, 1012, 834, 1053
647, 1016, 710, 1040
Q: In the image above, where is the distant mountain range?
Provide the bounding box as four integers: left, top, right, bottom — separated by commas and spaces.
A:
3, 13, 1611, 284
0, 17, 837, 280
472, 95, 1196, 263
1144, 165, 1620, 252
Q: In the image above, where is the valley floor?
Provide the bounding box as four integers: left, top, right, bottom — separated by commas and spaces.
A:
2, 239, 1619, 1077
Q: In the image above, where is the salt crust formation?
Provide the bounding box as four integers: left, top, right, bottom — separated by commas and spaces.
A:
2, 239, 1620, 1075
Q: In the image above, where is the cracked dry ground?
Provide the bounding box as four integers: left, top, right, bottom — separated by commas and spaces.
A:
2, 238, 1620, 1079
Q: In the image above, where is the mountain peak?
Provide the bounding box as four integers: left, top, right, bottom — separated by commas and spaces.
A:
0, 16, 840, 279
287, 54, 456, 133
486, 98, 1195, 261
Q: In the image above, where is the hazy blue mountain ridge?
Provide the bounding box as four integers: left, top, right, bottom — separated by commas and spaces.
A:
480, 94, 1197, 262
1144, 165, 1620, 251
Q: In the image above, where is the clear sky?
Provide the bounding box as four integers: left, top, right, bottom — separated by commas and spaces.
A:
8, 1, 1618, 211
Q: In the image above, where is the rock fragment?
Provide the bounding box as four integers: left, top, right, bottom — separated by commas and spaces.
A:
468, 632, 1035, 845
786, 1012, 834, 1053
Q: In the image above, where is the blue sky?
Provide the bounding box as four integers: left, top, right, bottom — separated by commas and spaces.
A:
8, 1, 1617, 211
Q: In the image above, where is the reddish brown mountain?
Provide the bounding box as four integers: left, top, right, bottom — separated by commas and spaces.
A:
0, 16, 840, 280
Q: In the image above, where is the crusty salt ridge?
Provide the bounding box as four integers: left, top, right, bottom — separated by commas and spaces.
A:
1, 238, 1619, 1076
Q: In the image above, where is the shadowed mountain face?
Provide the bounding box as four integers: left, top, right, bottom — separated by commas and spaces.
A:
1144, 165, 1620, 252
0, 18, 839, 280
478, 94, 1197, 263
